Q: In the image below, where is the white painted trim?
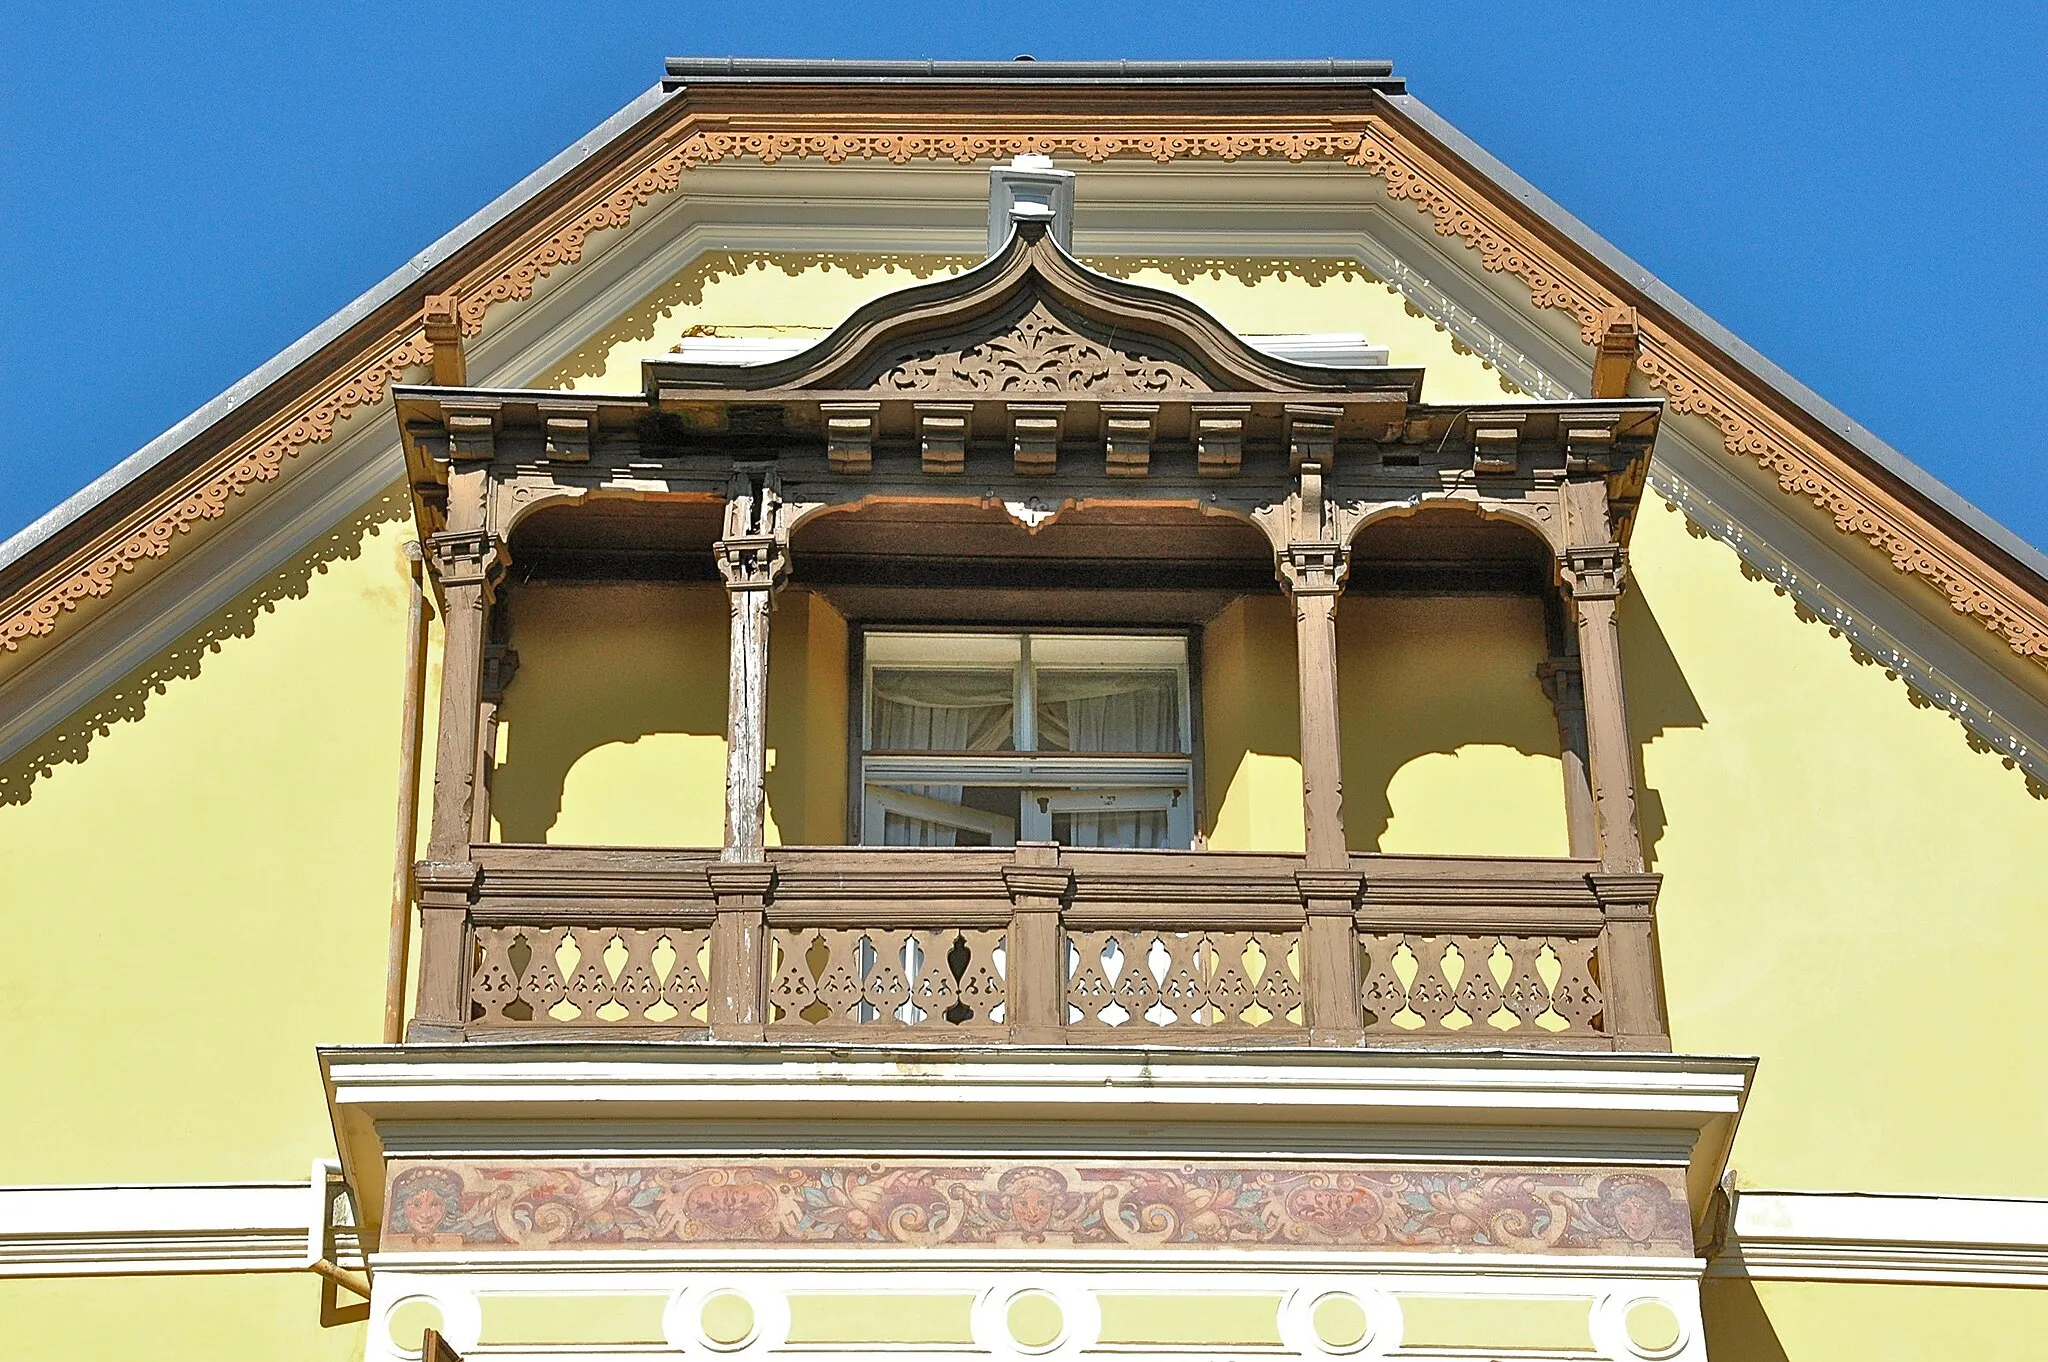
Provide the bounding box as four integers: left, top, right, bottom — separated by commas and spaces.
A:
0, 1181, 363, 1277
366, 1248, 1707, 1280
1711, 1191, 2048, 1288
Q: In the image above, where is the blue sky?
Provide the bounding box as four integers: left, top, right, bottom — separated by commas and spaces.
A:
4, 2, 2044, 549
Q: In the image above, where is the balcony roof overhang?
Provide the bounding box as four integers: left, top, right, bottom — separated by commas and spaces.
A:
322, 1041, 1754, 1258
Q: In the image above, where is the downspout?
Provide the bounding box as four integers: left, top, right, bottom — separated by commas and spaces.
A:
383, 540, 432, 1044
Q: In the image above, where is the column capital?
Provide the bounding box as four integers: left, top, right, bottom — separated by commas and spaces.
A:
425, 528, 507, 596
1560, 542, 1627, 601
1278, 541, 1350, 597
714, 535, 791, 593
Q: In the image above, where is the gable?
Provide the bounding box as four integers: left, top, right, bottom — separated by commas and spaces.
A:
1, 64, 2045, 809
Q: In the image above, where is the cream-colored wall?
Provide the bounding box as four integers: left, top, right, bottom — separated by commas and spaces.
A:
1339, 595, 1570, 856
491, 582, 847, 847
1702, 1278, 2048, 1361
1199, 594, 1304, 852
0, 508, 411, 1185
490, 582, 729, 846
1627, 498, 2048, 1197
0, 1276, 365, 1362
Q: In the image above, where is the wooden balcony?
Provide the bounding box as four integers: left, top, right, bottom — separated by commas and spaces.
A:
410, 845, 1667, 1051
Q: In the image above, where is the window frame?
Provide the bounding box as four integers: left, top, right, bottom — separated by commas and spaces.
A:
852, 625, 1200, 849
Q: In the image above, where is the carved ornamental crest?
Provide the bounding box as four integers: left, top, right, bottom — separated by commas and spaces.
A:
874, 300, 1206, 395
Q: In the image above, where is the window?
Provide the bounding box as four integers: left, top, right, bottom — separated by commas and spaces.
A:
861, 631, 1194, 849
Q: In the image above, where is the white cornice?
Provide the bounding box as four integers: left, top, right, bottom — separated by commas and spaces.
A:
322, 1043, 1753, 1250
0, 1181, 362, 1278
1711, 1191, 2048, 1288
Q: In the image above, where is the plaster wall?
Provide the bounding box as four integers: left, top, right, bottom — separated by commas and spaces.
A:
1700, 1278, 2048, 1361
0, 1275, 365, 1362
0, 513, 411, 1185
489, 582, 848, 847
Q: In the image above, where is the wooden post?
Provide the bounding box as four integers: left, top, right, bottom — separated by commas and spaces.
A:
715, 471, 791, 864
1591, 872, 1670, 1049
413, 428, 501, 1040
706, 862, 774, 1040
1003, 844, 1073, 1044
1537, 655, 1599, 860
1296, 869, 1363, 1045
1561, 543, 1643, 873
1273, 460, 1351, 870
469, 643, 518, 844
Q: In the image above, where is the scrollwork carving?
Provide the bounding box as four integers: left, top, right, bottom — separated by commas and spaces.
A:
873, 301, 1205, 395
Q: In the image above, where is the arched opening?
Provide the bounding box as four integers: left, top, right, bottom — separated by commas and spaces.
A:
490, 497, 732, 847
791, 498, 1287, 850
1339, 506, 1572, 857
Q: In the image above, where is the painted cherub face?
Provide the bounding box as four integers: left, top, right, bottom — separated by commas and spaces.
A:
402, 1187, 448, 1234
1614, 1191, 1660, 1243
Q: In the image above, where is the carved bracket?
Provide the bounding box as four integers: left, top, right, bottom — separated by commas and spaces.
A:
1011, 403, 1065, 476
425, 529, 506, 598
917, 403, 972, 475
822, 402, 880, 474
1102, 403, 1157, 478
1561, 543, 1628, 601
1195, 405, 1248, 478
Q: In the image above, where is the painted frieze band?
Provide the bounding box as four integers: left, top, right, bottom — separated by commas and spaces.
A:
381, 1159, 1691, 1256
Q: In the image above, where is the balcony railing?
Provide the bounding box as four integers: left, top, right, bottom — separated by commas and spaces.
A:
411, 846, 1668, 1050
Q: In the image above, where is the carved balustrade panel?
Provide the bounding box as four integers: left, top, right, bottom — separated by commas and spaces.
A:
469, 924, 712, 1029
1357, 933, 1604, 1039
765, 926, 1007, 1036
1065, 929, 1305, 1039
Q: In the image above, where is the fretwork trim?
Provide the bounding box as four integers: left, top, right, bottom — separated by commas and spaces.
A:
5, 99, 2043, 669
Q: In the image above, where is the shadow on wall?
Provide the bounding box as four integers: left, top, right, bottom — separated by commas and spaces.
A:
1334, 587, 1705, 864
1698, 1278, 1792, 1362
0, 486, 412, 808
490, 582, 729, 844
1619, 580, 1708, 872
1338, 594, 1566, 854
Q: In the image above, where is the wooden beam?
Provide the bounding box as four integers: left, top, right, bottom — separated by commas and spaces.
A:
422, 292, 467, 387
1591, 306, 1640, 400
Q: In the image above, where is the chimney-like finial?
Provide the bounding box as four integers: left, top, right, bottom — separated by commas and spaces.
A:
988, 154, 1075, 257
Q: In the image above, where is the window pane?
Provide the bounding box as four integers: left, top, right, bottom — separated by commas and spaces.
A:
870, 784, 1022, 847
1034, 669, 1182, 753
1052, 808, 1171, 849
869, 668, 1015, 752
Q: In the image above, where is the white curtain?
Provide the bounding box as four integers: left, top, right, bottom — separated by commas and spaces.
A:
1057, 808, 1170, 849
870, 669, 1014, 846
1035, 670, 1178, 753
1038, 669, 1177, 849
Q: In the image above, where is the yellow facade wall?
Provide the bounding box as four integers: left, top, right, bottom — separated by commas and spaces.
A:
1199, 594, 1303, 852
490, 582, 847, 847
553, 253, 1521, 407
0, 507, 410, 1184
1338, 594, 1569, 857
0, 1276, 364, 1362
1625, 498, 2048, 1196
4, 242, 2048, 1361
1702, 1278, 2048, 1361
